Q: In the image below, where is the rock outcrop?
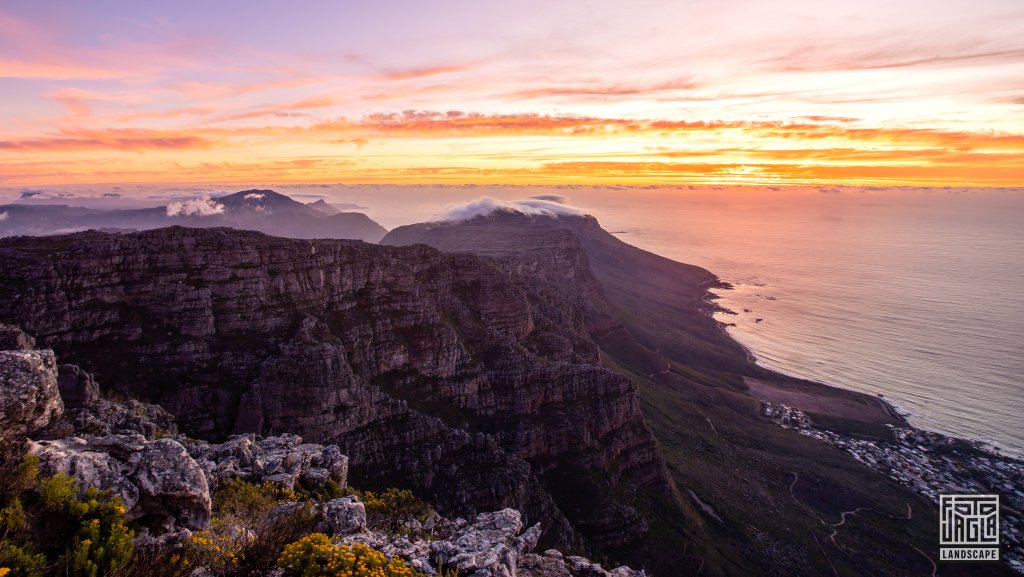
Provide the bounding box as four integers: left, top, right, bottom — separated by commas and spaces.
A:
0, 348, 63, 444
0, 322, 36, 350
429, 508, 541, 577
29, 433, 212, 534
35, 361, 178, 441
0, 327, 645, 575
188, 433, 348, 491
340, 506, 644, 577
0, 226, 669, 556
56, 363, 101, 408
322, 495, 367, 534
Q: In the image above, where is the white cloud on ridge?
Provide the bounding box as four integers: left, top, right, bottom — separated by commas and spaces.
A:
166, 196, 225, 217
434, 196, 587, 222
243, 193, 265, 200
0, 211, 8, 221
528, 194, 569, 203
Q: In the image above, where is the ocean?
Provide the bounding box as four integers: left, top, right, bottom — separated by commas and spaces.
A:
579, 187, 1024, 456
358, 185, 1024, 456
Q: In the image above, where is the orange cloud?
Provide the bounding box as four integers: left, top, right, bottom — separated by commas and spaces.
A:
3, 108, 1023, 186
210, 95, 341, 123
0, 128, 215, 152
381, 65, 469, 81
50, 88, 150, 117
509, 77, 699, 100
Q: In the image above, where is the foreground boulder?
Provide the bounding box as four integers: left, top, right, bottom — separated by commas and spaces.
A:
430, 508, 540, 577
0, 348, 63, 444
322, 495, 367, 534
29, 433, 211, 535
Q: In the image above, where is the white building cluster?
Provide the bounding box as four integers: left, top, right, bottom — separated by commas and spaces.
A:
761, 401, 1024, 573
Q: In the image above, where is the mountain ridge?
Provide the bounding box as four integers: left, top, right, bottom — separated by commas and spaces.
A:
381, 209, 1010, 577
0, 188, 387, 242
0, 212, 1012, 576
0, 225, 672, 562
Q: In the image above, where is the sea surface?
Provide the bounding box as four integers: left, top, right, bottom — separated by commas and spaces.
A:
359, 185, 1024, 456
586, 187, 1024, 456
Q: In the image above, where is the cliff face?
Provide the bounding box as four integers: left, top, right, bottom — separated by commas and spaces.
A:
385, 211, 748, 374
0, 226, 668, 554
383, 212, 1001, 577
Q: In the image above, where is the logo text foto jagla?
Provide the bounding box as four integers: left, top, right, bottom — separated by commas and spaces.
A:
939, 494, 1000, 562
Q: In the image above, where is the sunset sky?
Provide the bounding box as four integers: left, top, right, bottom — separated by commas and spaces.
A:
2, 0, 1024, 187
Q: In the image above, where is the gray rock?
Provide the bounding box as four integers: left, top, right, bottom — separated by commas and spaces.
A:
607, 567, 644, 577
331, 505, 641, 577
28, 433, 211, 534
132, 438, 212, 531
62, 397, 177, 440
56, 364, 100, 408
1, 349, 63, 444
323, 495, 366, 534
430, 508, 536, 577
519, 553, 572, 577
189, 433, 347, 491
29, 436, 138, 507
267, 501, 310, 526
565, 556, 610, 577
0, 324, 35, 350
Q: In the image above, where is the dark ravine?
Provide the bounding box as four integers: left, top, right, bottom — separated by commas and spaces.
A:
0, 226, 669, 560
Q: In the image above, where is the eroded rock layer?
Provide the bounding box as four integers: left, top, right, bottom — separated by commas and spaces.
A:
0, 226, 669, 553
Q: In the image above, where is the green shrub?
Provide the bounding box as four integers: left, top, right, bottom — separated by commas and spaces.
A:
1, 455, 40, 498
0, 540, 46, 577
63, 487, 134, 577
358, 488, 431, 535
0, 454, 134, 577
296, 478, 346, 503
277, 533, 420, 577
38, 474, 77, 512
185, 478, 315, 576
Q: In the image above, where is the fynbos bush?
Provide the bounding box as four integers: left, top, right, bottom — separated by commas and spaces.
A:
277, 534, 420, 577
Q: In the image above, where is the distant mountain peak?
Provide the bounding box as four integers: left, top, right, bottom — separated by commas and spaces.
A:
307, 199, 341, 215
2, 188, 387, 242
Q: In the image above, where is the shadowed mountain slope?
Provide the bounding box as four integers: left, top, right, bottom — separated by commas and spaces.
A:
0, 226, 672, 560
382, 211, 1009, 577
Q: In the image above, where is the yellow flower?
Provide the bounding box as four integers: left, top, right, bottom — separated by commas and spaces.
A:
0, 568, 12, 577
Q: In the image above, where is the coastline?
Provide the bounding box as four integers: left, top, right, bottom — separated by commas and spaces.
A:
707, 283, 1023, 459
705, 277, 1024, 570
762, 399, 1024, 572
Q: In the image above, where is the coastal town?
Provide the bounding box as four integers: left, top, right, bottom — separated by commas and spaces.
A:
762, 401, 1024, 573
